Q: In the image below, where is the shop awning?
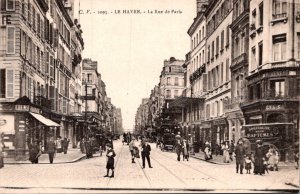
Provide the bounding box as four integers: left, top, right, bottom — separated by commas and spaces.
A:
29, 112, 60, 127
169, 97, 205, 108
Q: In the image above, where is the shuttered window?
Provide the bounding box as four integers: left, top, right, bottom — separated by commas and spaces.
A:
0, 27, 6, 51
6, 69, 14, 98
6, 26, 15, 54
0, 69, 5, 98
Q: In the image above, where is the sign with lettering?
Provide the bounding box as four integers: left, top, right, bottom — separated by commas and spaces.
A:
243, 124, 291, 139
265, 104, 282, 110
15, 105, 30, 111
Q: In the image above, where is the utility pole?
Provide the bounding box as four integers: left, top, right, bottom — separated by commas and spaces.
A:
85, 82, 88, 138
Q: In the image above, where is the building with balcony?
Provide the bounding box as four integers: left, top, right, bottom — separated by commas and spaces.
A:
81, 58, 105, 137
169, 1, 208, 147
0, 0, 77, 160
203, 0, 233, 149
225, 0, 250, 143
158, 57, 185, 134
240, 0, 300, 161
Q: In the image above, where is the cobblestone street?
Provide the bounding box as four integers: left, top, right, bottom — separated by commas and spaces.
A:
0, 140, 298, 193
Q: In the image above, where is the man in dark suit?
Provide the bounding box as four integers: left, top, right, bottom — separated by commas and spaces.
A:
235, 140, 246, 174
141, 141, 152, 168
47, 137, 57, 164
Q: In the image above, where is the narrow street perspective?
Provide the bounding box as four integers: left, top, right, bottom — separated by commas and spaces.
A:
0, 139, 298, 193
0, 0, 299, 193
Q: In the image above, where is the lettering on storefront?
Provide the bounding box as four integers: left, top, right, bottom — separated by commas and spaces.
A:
266, 105, 282, 110
15, 105, 30, 111
213, 119, 226, 126
244, 125, 280, 139
30, 107, 40, 114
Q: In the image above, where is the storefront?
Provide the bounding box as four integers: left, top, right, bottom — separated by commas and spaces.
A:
243, 123, 295, 161
0, 99, 60, 161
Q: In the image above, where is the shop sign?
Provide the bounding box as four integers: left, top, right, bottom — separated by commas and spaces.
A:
15, 105, 30, 111
265, 104, 282, 111
244, 124, 281, 139
213, 119, 227, 126
201, 122, 211, 129
30, 107, 40, 114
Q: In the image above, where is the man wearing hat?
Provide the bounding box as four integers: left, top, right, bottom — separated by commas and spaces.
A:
141, 140, 152, 168
104, 143, 116, 178
235, 140, 246, 174
129, 137, 136, 163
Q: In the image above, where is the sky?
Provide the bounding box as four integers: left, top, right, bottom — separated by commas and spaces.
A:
73, 0, 196, 130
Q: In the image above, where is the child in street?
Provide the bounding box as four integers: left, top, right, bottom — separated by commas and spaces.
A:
263, 158, 269, 174
245, 154, 252, 174
104, 143, 116, 178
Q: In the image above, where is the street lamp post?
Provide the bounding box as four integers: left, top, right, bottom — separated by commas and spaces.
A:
84, 82, 88, 138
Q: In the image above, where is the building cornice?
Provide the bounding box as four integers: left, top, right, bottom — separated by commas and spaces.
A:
187, 12, 206, 36
55, 0, 73, 27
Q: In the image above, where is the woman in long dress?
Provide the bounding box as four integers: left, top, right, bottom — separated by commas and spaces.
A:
253, 140, 265, 175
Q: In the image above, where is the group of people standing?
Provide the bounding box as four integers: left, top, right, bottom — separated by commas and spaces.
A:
174, 132, 190, 162
28, 137, 69, 164
234, 139, 279, 175
128, 136, 153, 168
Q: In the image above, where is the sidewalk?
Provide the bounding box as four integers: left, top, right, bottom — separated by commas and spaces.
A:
4, 148, 89, 164
190, 151, 234, 165
190, 151, 297, 168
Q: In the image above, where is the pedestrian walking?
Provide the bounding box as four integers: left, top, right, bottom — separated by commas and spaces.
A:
56, 136, 63, 153
104, 143, 116, 178
175, 132, 182, 161
29, 140, 41, 164
229, 140, 235, 161
141, 141, 152, 168
295, 151, 299, 169
253, 140, 265, 175
235, 140, 245, 174
47, 137, 57, 164
129, 138, 136, 163
204, 141, 212, 160
62, 138, 70, 154
0, 133, 5, 168
182, 139, 189, 161
222, 141, 230, 163
85, 138, 93, 159
266, 145, 279, 171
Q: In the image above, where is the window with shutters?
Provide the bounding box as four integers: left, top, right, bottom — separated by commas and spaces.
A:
167, 77, 171, 85
0, 69, 5, 98
0, 27, 6, 51
50, 55, 54, 78
63, 98, 67, 114
37, 47, 40, 70
21, 30, 26, 56
221, 30, 224, 51
32, 8, 36, 31
206, 104, 210, 119
45, 52, 49, 74
298, 33, 300, 59
21, 0, 26, 20
273, 34, 286, 61
41, 51, 44, 73
27, 3, 31, 26
211, 41, 214, 60
226, 58, 229, 81
6, 26, 15, 54
226, 25, 230, 47
37, 13, 40, 36
216, 36, 219, 56
49, 85, 55, 110
258, 42, 263, 66
6, 0, 14, 11
6, 69, 14, 98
